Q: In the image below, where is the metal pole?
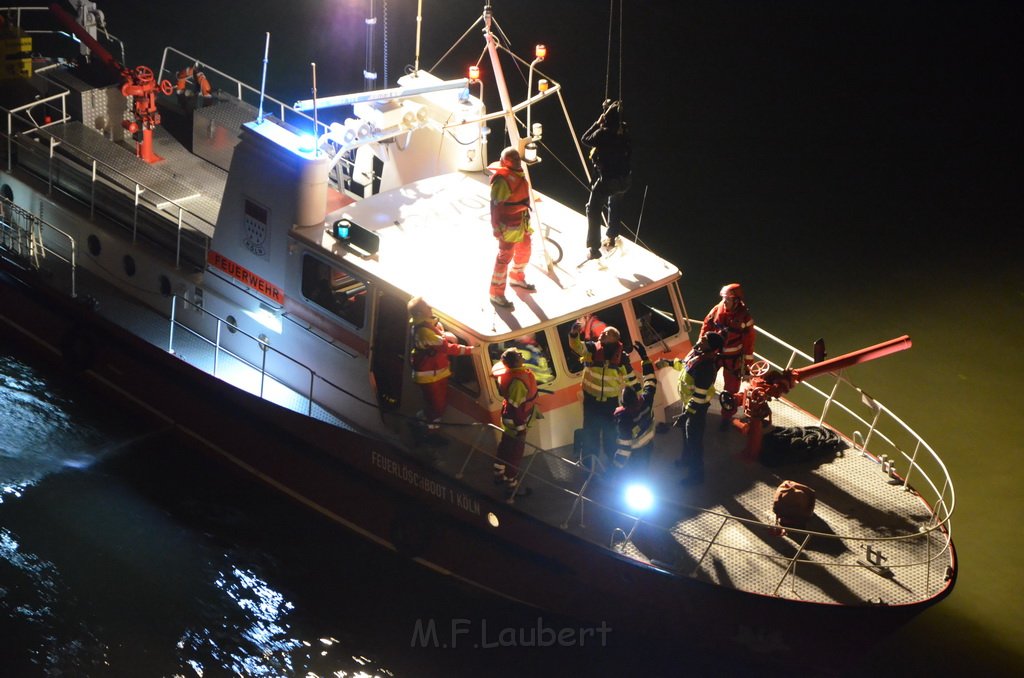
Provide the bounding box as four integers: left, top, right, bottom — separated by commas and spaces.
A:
257, 32, 270, 123
310, 62, 319, 154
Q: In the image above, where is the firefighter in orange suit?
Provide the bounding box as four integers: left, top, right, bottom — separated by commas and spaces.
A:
488, 146, 536, 309
492, 348, 539, 495
408, 297, 475, 439
700, 283, 755, 428
577, 312, 608, 342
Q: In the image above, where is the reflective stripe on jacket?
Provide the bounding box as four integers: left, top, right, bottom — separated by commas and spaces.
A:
570, 334, 630, 402
490, 165, 531, 242
409, 318, 471, 384
701, 301, 755, 362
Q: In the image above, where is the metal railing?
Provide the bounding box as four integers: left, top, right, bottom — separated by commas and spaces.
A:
157, 46, 330, 137
2, 107, 213, 272
0, 195, 77, 297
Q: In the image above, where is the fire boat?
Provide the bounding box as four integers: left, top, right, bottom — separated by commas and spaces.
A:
0, 1, 955, 660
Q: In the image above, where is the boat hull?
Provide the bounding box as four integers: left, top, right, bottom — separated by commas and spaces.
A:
0, 257, 950, 665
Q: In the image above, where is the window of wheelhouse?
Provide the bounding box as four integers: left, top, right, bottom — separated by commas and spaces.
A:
487, 331, 557, 388
557, 304, 633, 375
446, 327, 480, 397
300, 254, 367, 328
631, 285, 682, 347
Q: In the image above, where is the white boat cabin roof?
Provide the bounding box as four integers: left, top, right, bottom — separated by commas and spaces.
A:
293, 170, 681, 342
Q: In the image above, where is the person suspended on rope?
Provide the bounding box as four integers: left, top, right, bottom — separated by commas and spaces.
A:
581, 99, 631, 260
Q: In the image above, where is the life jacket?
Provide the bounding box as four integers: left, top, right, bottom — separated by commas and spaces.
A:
490, 165, 531, 233
672, 348, 718, 411
409, 318, 451, 384
493, 365, 538, 432
580, 315, 608, 341
702, 301, 754, 361
571, 335, 630, 402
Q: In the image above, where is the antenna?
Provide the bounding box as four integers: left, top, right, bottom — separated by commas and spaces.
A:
414, 0, 424, 73
310, 62, 319, 155
257, 32, 270, 123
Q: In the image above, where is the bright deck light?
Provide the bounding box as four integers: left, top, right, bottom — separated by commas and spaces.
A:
624, 483, 654, 513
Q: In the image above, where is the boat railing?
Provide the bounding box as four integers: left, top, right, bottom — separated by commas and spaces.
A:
450, 409, 953, 593
157, 47, 328, 136
0, 194, 77, 297
0, 103, 212, 273
749, 324, 955, 535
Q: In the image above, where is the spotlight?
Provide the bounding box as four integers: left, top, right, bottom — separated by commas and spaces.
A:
624, 483, 654, 513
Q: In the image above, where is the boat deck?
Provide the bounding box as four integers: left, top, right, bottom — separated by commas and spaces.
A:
30, 256, 953, 610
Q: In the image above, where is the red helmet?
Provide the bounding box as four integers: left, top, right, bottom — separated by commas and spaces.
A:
720, 283, 743, 300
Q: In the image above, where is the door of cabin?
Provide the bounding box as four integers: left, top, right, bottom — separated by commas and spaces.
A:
369, 291, 409, 431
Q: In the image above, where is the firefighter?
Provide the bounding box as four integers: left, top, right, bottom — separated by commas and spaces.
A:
507, 334, 555, 386
581, 100, 631, 260
577, 312, 608, 342
488, 146, 536, 308
613, 343, 657, 477
659, 331, 724, 485
569, 323, 634, 468
175, 62, 212, 110
700, 283, 755, 429
492, 348, 539, 496
407, 297, 475, 442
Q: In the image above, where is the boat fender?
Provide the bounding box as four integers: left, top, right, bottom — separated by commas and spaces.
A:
59, 327, 97, 372
390, 507, 435, 558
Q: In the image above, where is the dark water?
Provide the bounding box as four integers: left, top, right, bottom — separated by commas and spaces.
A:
2, 1, 1022, 675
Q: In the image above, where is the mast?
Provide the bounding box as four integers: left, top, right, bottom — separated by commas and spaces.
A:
483, 3, 521, 151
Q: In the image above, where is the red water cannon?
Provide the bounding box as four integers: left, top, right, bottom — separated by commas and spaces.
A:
733, 335, 912, 460
48, 3, 173, 163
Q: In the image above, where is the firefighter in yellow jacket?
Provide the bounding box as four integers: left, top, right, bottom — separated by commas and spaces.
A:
492, 348, 539, 495
408, 297, 475, 441
569, 323, 635, 468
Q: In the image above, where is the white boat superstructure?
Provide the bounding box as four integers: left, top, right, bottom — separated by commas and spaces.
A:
0, 2, 955, 656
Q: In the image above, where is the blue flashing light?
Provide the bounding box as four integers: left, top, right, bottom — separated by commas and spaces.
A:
332, 219, 352, 241
297, 133, 317, 153
624, 483, 655, 513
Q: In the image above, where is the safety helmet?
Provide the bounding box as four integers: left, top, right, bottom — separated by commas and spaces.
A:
407, 296, 432, 320
619, 384, 638, 407
720, 283, 743, 300
500, 146, 522, 169
599, 326, 620, 343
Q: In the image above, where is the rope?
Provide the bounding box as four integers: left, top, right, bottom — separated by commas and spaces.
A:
604, 0, 624, 103
605, 0, 614, 102
617, 0, 624, 103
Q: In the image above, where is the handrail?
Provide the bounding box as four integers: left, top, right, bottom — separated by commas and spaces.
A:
164, 295, 955, 582
0, 195, 76, 297
1, 107, 213, 269
2, 214, 955, 598
157, 46, 331, 137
